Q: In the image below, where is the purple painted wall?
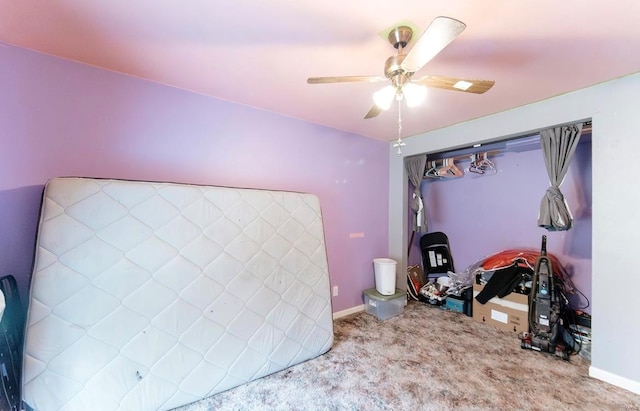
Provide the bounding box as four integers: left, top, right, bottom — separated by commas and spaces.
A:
0, 44, 389, 312
410, 140, 592, 313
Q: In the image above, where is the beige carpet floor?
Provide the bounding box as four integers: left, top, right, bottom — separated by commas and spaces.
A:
176, 300, 640, 411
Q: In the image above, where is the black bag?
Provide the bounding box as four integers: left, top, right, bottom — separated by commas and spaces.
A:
0, 275, 24, 411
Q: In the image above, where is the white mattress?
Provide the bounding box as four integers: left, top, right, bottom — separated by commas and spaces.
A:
22, 177, 334, 411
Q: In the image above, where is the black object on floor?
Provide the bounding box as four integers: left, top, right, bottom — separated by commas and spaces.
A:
0, 275, 24, 411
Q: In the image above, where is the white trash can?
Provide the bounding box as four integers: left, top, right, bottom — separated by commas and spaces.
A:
373, 258, 397, 295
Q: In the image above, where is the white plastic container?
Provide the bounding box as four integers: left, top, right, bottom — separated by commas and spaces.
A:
373, 258, 397, 295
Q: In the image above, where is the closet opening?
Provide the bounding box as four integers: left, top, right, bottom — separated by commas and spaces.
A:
406, 121, 592, 338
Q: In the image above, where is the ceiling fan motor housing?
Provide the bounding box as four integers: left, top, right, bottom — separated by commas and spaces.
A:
384, 55, 411, 87
385, 26, 414, 86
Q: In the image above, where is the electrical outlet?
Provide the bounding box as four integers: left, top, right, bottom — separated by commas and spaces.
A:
332, 285, 339, 297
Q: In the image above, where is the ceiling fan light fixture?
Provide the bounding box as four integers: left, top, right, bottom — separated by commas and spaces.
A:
403, 83, 428, 107
306, 16, 494, 121
373, 85, 396, 110
453, 80, 473, 91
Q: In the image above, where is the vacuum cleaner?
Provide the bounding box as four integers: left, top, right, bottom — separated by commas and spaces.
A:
518, 235, 578, 360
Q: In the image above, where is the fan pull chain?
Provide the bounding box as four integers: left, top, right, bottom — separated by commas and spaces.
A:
393, 97, 406, 155
398, 99, 402, 139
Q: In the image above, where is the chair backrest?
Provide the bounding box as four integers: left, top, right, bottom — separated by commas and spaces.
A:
420, 232, 455, 281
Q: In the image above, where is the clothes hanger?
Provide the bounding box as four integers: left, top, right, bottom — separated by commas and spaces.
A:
436, 158, 463, 178
468, 154, 483, 174
425, 160, 443, 179
468, 153, 496, 175
476, 153, 496, 174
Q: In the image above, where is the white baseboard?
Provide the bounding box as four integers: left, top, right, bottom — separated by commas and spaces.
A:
333, 305, 364, 320
589, 365, 640, 395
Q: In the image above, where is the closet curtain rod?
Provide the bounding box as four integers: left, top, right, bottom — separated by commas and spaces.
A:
503, 120, 592, 144
428, 121, 592, 163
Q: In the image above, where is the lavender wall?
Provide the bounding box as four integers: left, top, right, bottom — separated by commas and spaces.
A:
410, 140, 592, 312
0, 44, 389, 313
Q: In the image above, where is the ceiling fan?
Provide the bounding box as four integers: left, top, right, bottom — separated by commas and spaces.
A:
307, 16, 495, 119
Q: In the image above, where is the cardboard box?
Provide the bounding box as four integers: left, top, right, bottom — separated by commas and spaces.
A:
472, 283, 529, 333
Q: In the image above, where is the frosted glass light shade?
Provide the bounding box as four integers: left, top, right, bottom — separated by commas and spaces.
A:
373, 85, 396, 110
403, 83, 428, 107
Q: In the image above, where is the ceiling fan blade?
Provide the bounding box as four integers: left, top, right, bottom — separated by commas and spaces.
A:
401, 16, 466, 73
413, 75, 495, 94
364, 104, 382, 119
307, 76, 387, 84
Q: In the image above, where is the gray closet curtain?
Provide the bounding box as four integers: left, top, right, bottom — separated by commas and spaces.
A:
538, 123, 583, 231
405, 155, 428, 233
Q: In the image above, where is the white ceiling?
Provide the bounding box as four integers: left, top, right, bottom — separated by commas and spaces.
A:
2, 1, 639, 142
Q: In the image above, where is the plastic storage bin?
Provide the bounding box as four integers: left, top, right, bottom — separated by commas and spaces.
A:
363, 288, 405, 320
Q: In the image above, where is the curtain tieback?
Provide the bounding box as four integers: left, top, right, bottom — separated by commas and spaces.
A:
546, 186, 563, 198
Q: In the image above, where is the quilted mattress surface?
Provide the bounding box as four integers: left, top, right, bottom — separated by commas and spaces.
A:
23, 177, 334, 411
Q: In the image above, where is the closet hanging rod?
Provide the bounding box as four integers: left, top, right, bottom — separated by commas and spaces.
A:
429, 150, 501, 164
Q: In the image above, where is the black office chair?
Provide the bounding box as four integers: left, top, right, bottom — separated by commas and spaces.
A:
420, 231, 455, 283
